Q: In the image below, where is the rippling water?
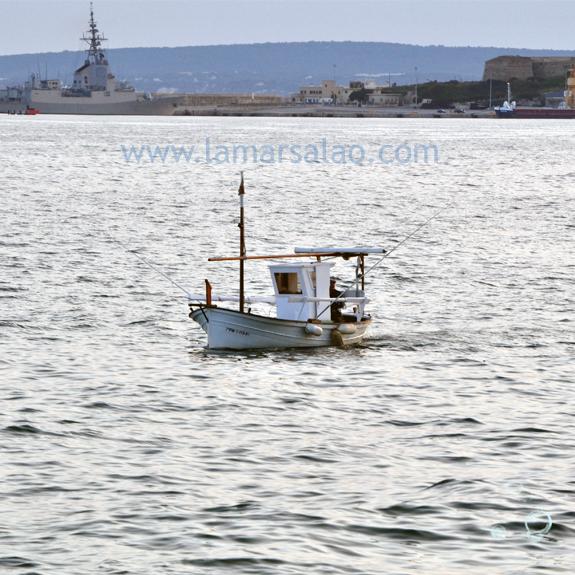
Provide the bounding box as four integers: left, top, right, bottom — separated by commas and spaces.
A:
1, 115, 574, 574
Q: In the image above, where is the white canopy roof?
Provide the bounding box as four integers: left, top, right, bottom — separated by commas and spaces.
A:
294, 247, 386, 255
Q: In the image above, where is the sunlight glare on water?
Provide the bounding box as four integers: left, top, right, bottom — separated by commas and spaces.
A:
0, 115, 574, 575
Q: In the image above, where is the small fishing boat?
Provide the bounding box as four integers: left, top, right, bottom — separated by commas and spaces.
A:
188, 175, 386, 350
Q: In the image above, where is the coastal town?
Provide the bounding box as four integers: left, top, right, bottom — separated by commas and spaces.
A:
1, 7, 575, 118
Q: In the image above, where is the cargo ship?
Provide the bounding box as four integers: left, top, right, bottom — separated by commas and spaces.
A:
495, 69, 575, 119
0, 3, 185, 115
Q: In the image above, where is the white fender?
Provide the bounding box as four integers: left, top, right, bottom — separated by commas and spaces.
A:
336, 323, 357, 335
305, 323, 324, 336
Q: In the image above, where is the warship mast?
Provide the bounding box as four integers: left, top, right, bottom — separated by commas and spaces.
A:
81, 2, 108, 65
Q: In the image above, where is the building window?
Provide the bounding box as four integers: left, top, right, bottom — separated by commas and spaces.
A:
275, 272, 301, 294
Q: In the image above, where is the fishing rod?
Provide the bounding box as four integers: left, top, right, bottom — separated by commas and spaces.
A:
315, 201, 453, 321
362, 200, 454, 280
110, 237, 211, 324
108, 235, 192, 299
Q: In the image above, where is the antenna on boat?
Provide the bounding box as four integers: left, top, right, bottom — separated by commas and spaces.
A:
238, 172, 246, 313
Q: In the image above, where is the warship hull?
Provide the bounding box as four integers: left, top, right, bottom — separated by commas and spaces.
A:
1, 94, 184, 116
0, 102, 26, 114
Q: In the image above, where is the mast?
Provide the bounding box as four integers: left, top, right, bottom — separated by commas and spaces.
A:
82, 2, 107, 64
238, 172, 246, 313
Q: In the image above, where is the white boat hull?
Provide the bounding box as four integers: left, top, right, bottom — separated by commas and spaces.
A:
190, 306, 371, 350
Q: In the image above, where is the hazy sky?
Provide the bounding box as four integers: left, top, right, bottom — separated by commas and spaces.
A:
0, 0, 573, 56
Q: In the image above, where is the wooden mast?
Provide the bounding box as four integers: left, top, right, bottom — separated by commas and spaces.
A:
238, 172, 246, 313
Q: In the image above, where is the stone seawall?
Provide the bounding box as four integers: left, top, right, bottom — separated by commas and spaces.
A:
484, 56, 575, 81
173, 104, 495, 119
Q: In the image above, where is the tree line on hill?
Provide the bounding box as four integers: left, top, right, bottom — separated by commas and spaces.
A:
415, 76, 567, 107
1, 42, 575, 95
347, 75, 568, 108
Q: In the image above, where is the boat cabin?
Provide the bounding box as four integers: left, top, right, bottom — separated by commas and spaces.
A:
201, 240, 380, 324
270, 261, 333, 321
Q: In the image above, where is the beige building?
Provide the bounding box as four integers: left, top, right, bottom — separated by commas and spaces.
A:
297, 80, 350, 104
567, 67, 575, 108
296, 80, 404, 106
368, 89, 402, 106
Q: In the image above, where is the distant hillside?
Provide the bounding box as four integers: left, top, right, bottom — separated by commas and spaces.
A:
2, 42, 575, 94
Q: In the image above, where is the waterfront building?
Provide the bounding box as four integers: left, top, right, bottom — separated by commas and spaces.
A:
295, 80, 404, 106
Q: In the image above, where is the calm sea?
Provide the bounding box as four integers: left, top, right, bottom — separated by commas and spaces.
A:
1, 115, 574, 575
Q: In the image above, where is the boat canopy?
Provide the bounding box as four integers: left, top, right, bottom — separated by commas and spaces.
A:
208, 247, 386, 263
294, 247, 386, 255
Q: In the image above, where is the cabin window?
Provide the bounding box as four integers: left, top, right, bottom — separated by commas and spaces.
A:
275, 272, 301, 294
308, 271, 317, 293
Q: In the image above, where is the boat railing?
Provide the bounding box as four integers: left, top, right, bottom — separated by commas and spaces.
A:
188, 294, 368, 305
188, 293, 276, 305
342, 288, 365, 298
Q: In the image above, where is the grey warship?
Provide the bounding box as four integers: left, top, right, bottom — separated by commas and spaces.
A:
0, 3, 184, 115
